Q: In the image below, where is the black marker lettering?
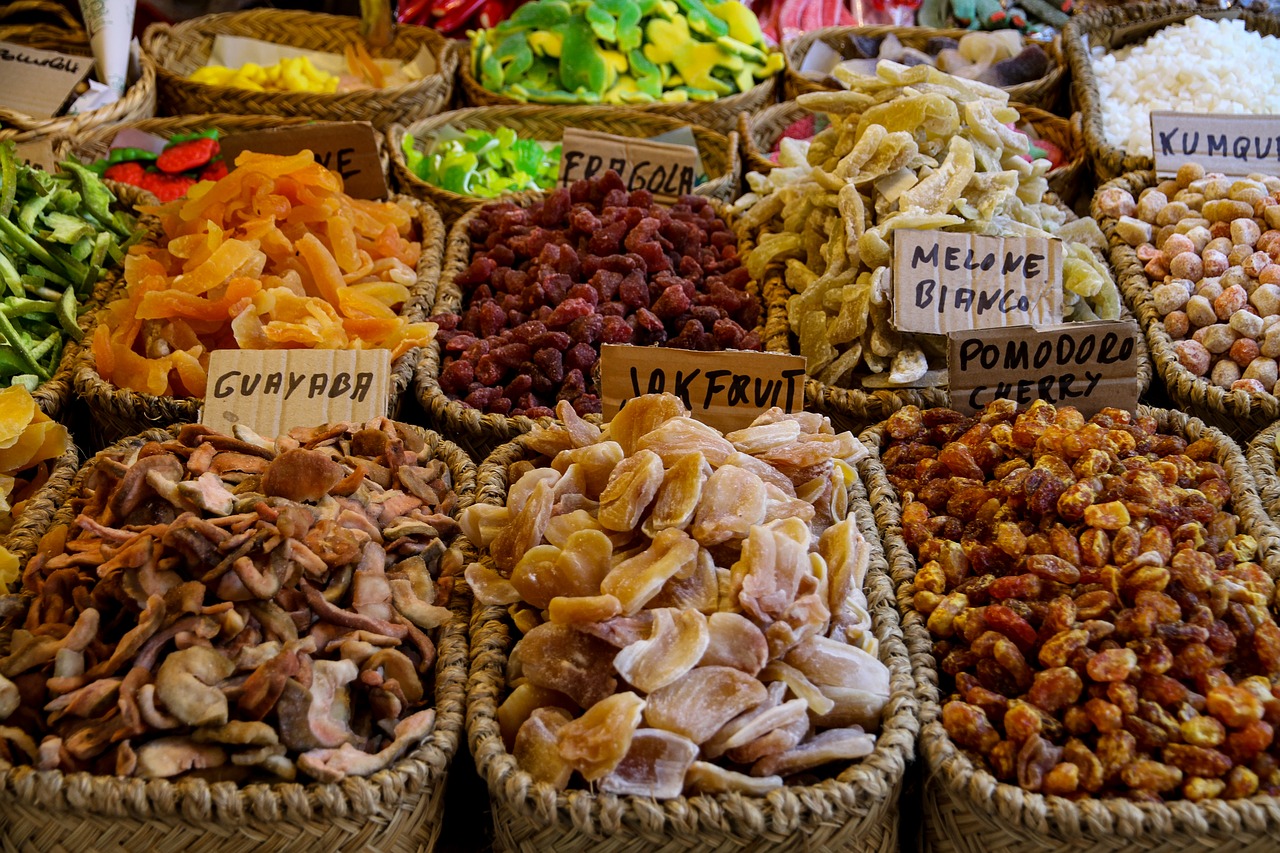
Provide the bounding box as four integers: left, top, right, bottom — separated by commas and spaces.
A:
213, 371, 239, 399
703, 370, 731, 408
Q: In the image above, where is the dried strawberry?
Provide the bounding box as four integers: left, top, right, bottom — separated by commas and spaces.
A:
137, 172, 198, 202
103, 161, 148, 186
199, 160, 229, 182
156, 137, 220, 174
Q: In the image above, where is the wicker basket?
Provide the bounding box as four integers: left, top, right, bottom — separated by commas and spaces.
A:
415, 194, 762, 458
0, 0, 88, 51
456, 43, 778, 137
389, 105, 742, 224
860, 405, 1280, 853
0, 422, 475, 852
782, 26, 1065, 111
141, 9, 456, 131
466, 431, 918, 852
1094, 170, 1280, 443
1065, 3, 1280, 182
738, 100, 1088, 208
0, 30, 155, 141
73, 195, 445, 446
0, 442, 79, 571
1247, 420, 1280, 541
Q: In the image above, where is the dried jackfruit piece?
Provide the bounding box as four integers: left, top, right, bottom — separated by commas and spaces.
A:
647, 548, 719, 613
691, 466, 768, 546
607, 394, 688, 456
612, 608, 709, 693
491, 479, 553, 573
786, 635, 891, 729
642, 452, 710, 537
601, 527, 699, 615
597, 728, 698, 799
643, 667, 768, 744
514, 707, 574, 789
750, 728, 876, 778
597, 450, 664, 532
498, 683, 577, 747
514, 622, 618, 709
685, 761, 783, 795
551, 441, 624, 500
637, 417, 735, 468
556, 691, 646, 782
699, 612, 769, 675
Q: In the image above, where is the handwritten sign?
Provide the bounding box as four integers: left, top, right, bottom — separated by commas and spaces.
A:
219, 121, 388, 199
600, 345, 806, 433
559, 128, 700, 203
1150, 112, 1280, 178
892, 231, 1062, 336
0, 41, 92, 119
202, 349, 390, 438
947, 320, 1140, 417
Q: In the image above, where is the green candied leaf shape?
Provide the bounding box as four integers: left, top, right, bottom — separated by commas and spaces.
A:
715, 34, 765, 61
17, 193, 52, 233
438, 151, 479, 194
495, 0, 572, 33
511, 139, 545, 175
585, 3, 617, 41
627, 48, 663, 98
401, 131, 427, 178
494, 31, 535, 82
593, 0, 642, 51
41, 211, 93, 245
511, 83, 599, 104
50, 188, 80, 214
708, 0, 766, 46
672, 0, 728, 37
559, 17, 610, 97
69, 234, 94, 262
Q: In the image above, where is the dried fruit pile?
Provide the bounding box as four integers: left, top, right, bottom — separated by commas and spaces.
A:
462, 394, 890, 796
732, 62, 1120, 390
884, 400, 1280, 800
433, 171, 762, 418
1103, 167, 1280, 395
92, 151, 437, 399
0, 419, 461, 782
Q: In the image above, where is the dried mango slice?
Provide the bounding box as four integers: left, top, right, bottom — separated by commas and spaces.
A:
0, 387, 36, 449
0, 421, 65, 474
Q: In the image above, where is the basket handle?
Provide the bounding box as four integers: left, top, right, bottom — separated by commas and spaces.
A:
140, 21, 173, 66
0, 0, 82, 31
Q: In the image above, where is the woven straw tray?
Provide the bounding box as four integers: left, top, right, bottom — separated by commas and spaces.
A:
0, 423, 475, 853
455, 41, 779, 137
1065, 2, 1280, 182
141, 9, 456, 131
73, 196, 445, 447
1094, 169, 1279, 443
782, 25, 1065, 111
464, 429, 918, 852
861, 405, 1280, 853
738, 100, 1088, 208
415, 192, 763, 458
389, 105, 742, 225
0, 442, 79, 571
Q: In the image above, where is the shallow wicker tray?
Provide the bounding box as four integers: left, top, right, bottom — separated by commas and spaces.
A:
0, 442, 79, 572
415, 193, 762, 458
738, 99, 1088, 208
1094, 169, 1278, 443
141, 9, 456, 131
860, 405, 1280, 853
782, 25, 1065, 111
0, 422, 476, 853
0, 28, 155, 142
1247, 420, 1280, 543
456, 42, 778, 137
73, 195, 445, 446
1065, 2, 1280, 182
465, 430, 918, 852
389, 105, 742, 224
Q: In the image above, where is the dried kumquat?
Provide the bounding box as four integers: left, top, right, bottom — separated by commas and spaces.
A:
93, 151, 436, 397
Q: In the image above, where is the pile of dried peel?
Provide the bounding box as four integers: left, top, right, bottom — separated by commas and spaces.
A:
92, 151, 437, 398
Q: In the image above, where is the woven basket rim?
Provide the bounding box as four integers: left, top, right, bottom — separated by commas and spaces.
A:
0, 422, 477, 824
73, 193, 444, 434
1246, 422, 1280, 558
387, 105, 742, 217
1094, 170, 1280, 438
1064, 3, 1280, 181
860, 404, 1280, 842
0, 37, 155, 137
781, 24, 1065, 107
415, 192, 764, 444
465, 427, 918, 839
52, 113, 335, 164
0, 443, 80, 570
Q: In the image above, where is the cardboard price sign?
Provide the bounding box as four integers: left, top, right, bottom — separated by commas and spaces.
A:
946, 320, 1140, 417
893, 231, 1063, 336
1150, 111, 1280, 178
600, 345, 806, 433
558, 128, 699, 203
0, 41, 92, 119
219, 121, 388, 199
202, 349, 390, 437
